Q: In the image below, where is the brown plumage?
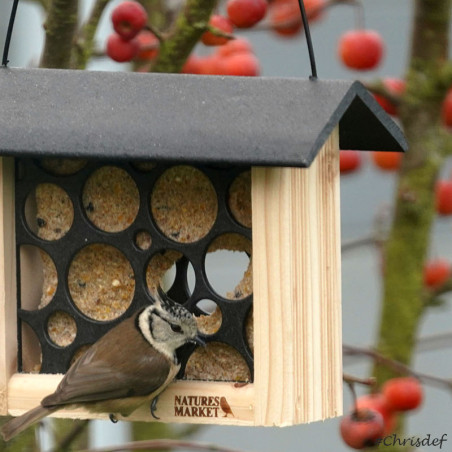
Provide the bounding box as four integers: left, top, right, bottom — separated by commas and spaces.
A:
1, 295, 202, 442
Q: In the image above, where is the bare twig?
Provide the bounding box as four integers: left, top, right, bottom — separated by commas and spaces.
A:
364, 80, 403, 109
51, 420, 90, 452
341, 235, 377, 252
343, 373, 376, 387
79, 439, 251, 452
343, 344, 452, 390
71, 0, 110, 69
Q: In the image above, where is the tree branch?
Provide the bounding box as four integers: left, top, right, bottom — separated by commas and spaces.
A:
71, 0, 110, 69
373, 0, 452, 388
345, 344, 452, 390
151, 0, 218, 73
40, 0, 79, 68
51, 420, 90, 452
24, 0, 49, 10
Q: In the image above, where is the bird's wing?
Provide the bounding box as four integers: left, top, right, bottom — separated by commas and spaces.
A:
43, 348, 172, 407
42, 316, 172, 407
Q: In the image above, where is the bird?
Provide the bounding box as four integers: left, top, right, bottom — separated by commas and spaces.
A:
1, 288, 204, 441
220, 397, 234, 418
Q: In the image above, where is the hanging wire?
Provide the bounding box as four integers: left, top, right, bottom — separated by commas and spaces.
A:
1, 0, 316, 74
2, 0, 20, 67
297, 0, 318, 80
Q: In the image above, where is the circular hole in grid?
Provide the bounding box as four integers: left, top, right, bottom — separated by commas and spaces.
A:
146, 249, 184, 295
21, 322, 42, 373
39, 158, 88, 176
134, 230, 152, 251
195, 300, 222, 335
68, 244, 135, 321
83, 166, 139, 233
228, 170, 251, 228
25, 183, 74, 241
47, 311, 77, 347
187, 260, 196, 294
185, 342, 251, 382
20, 245, 58, 310
151, 165, 218, 243
146, 250, 188, 294
205, 233, 252, 299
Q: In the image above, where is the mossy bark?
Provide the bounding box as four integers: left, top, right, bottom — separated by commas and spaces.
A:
373, 0, 452, 384
71, 0, 110, 69
369, 5, 452, 452
40, 0, 78, 68
152, 0, 218, 73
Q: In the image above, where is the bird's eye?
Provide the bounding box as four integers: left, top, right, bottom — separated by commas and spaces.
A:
171, 324, 182, 333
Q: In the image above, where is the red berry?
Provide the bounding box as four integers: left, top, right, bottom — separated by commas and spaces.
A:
111, 1, 148, 40
340, 150, 362, 174
373, 78, 406, 116
223, 51, 260, 76
338, 29, 384, 70
217, 37, 254, 57
135, 29, 159, 60
182, 54, 203, 74
270, 0, 324, 37
435, 180, 452, 215
442, 88, 452, 127
106, 33, 139, 62
371, 151, 402, 171
270, 0, 302, 36
424, 258, 451, 288
340, 408, 385, 449
226, 0, 268, 28
198, 54, 227, 76
355, 393, 397, 435
202, 15, 234, 46
382, 377, 423, 412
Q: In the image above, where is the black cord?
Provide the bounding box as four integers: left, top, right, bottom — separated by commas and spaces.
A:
2, 0, 20, 67
297, 0, 318, 80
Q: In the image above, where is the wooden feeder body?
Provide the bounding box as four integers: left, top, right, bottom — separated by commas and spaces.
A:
0, 68, 407, 427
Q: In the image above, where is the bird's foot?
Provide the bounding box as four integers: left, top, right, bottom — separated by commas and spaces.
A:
150, 396, 160, 420
109, 413, 118, 423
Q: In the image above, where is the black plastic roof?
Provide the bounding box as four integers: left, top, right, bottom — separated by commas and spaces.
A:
0, 67, 407, 167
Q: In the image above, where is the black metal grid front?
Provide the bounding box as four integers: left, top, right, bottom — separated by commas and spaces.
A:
15, 158, 253, 378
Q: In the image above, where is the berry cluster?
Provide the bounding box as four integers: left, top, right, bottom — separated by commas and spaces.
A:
340, 377, 423, 450
106, 1, 158, 63
183, 38, 260, 77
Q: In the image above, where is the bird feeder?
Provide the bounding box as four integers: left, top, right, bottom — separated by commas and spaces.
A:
0, 67, 406, 427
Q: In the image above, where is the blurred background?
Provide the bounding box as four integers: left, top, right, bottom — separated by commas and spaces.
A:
1, 0, 452, 450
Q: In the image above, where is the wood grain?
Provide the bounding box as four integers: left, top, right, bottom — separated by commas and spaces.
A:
8, 374, 255, 426
252, 127, 342, 426
0, 157, 16, 415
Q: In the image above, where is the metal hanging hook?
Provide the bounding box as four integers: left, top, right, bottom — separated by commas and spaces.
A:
297, 0, 318, 80
2, 0, 20, 67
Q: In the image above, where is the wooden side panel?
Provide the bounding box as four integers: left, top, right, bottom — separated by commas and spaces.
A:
8, 374, 255, 426
0, 157, 16, 414
252, 127, 342, 426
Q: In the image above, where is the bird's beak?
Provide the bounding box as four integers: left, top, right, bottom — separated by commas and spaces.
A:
192, 334, 206, 347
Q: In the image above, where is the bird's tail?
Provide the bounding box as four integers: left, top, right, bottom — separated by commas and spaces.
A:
1, 405, 56, 442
